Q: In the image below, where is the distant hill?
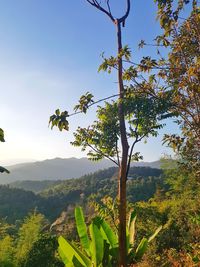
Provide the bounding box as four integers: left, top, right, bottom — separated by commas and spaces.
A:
0, 166, 164, 223
0, 157, 161, 184
9, 166, 163, 193
9, 180, 62, 193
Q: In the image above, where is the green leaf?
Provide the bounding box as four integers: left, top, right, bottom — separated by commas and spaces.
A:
126, 226, 130, 255
128, 210, 137, 247
102, 240, 112, 267
75, 207, 91, 256
89, 223, 104, 267
98, 218, 118, 249
0, 128, 5, 142
135, 238, 148, 261
58, 246, 70, 266
0, 166, 10, 174
58, 236, 91, 267
98, 218, 118, 259
138, 40, 146, 49
148, 225, 162, 243
127, 210, 137, 230
72, 256, 86, 267
55, 109, 60, 116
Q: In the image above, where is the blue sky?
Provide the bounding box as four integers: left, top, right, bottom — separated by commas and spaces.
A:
0, 0, 185, 165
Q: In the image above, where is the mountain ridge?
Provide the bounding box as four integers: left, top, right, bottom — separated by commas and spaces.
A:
0, 157, 161, 184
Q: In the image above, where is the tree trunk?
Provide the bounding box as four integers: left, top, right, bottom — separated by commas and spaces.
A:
116, 19, 129, 267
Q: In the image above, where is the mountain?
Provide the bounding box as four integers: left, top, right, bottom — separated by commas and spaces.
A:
0, 157, 161, 184
9, 180, 62, 193
0, 166, 164, 223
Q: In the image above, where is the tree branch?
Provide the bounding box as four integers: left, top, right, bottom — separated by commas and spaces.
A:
69, 93, 119, 117
123, 59, 184, 71
106, 0, 112, 16
86, 0, 115, 23
87, 143, 119, 166
126, 123, 139, 178
115, 139, 120, 167
118, 0, 131, 25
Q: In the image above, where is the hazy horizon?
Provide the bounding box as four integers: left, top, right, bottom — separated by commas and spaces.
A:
3, 156, 164, 167
0, 1, 182, 166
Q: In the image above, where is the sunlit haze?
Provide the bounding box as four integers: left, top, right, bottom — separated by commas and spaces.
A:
0, 0, 182, 166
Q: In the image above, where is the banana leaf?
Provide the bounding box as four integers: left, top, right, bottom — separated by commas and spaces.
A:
135, 237, 148, 261
75, 207, 91, 256
128, 210, 137, 247
148, 225, 162, 243
89, 223, 104, 267
58, 236, 91, 267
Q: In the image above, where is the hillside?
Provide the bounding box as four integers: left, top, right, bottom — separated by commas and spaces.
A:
41, 166, 163, 203
0, 157, 114, 184
0, 157, 161, 184
9, 180, 62, 193
0, 166, 164, 223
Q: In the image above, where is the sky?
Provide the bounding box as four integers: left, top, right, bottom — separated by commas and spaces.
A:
0, 0, 185, 166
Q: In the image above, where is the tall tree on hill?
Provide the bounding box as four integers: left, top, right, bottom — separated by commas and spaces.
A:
163, 10, 200, 175
49, 1, 199, 266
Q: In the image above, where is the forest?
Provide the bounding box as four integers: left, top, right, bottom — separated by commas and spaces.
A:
0, 0, 200, 266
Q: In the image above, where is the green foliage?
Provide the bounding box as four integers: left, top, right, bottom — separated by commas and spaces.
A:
22, 234, 63, 267
9, 180, 61, 193
58, 207, 161, 266
75, 207, 91, 256
49, 110, 69, 131
0, 186, 43, 223
0, 166, 10, 174
0, 167, 163, 224
138, 56, 158, 72
0, 213, 63, 267
15, 213, 45, 266
133, 163, 200, 266
49, 41, 174, 169
70, 88, 172, 164
154, 0, 195, 34
0, 235, 15, 267
71, 102, 119, 162
0, 128, 10, 174
0, 128, 5, 142
74, 92, 94, 114
161, 10, 200, 175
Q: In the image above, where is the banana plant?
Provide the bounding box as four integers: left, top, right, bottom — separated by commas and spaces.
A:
126, 210, 162, 263
58, 207, 162, 266
58, 206, 114, 267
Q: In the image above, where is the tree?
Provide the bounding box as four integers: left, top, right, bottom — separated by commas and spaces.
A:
162, 9, 200, 175
138, 1, 199, 176
50, 0, 198, 266
58, 207, 161, 267
23, 234, 63, 267
0, 235, 15, 267
15, 212, 45, 266
49, 1, 175, 266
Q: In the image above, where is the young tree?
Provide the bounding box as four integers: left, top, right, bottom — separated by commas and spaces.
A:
163, 10, 200, 175
15, 213, 45, 266
49, 1, 173, 266
0, 235, 15, 267
151, 1, 200, 175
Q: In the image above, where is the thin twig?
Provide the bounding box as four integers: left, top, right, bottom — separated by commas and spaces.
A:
118, 0, 131, 24
69, 93, 119, 117
87, 143, 119, 166
126, 123, 139, 178
86, 0, 115, 23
